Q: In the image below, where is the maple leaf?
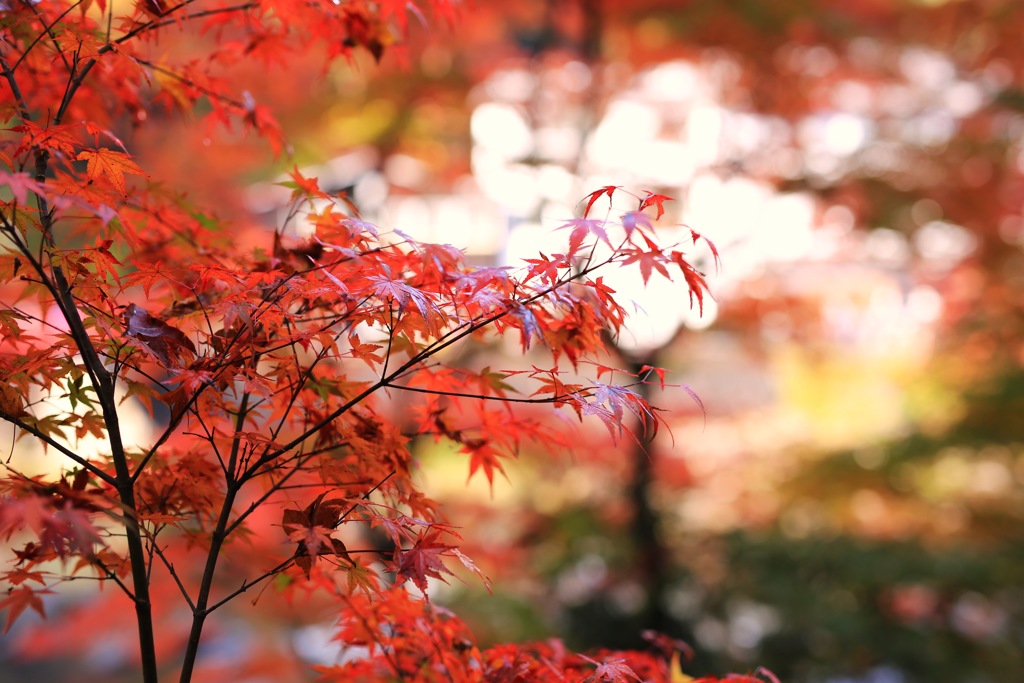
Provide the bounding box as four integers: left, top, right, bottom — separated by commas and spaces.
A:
670, 251, 713, 316
367, 275, 440, 324
479, 366, 517, 396
76, 148, 148, 196
348, 334, 385, 369
282, 493, 352, 578
463, 440, 507, 487
592, 383, 650, 426
243, 103, 285, 157
122, 303, 197, 367
279, 166, 332, 202
639, 364, 668, 390
690, 229, 722, 272
345, 556, 381, 596
509, 303, 544, 350
77, 238, 123, 284
558, 217, 612, 255
0, 586, 52, 634
579, 655, 644, 682
50, 503, 105, 556
12, 122, 80, 158
2, 567, 47, 588
524, 253, 565, 285
395, 528, 459, 592
639, 191, 674, 219
621, 210, 653, 235
449, 547, 492, 593
120, 379, 158, 417
0, 172, 47, 205
0, 382, 25, 418
371, 512, 430, 547
621, 247, 670, 285
580, 185, 620, 218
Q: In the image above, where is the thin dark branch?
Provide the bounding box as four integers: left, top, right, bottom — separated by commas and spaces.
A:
129, 382, 202, 483
115, 2, 257, 46
149, 540, 197, 611
0, 412, 117, 486
175, 388, 250, 681
247, 253, 621, 476
222, 451, 310, 536
90, 555, 137, 600
383, 382, 580, 404
134, 57, 245, 109
267, 318, 352, 443
19, 0, 80, 74
0, 52, 34, 124
341, 592, 405, 677
336, 470, 394, 527
53, 568, 133, 599
204, 557, 293, 615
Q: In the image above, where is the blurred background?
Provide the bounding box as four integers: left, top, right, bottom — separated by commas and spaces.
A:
10, 1, 1024, 681
150, 1, 1024, 681
248, 3, 1024, 681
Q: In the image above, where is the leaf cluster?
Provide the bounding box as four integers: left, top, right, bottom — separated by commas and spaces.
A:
0, 0, 716, 680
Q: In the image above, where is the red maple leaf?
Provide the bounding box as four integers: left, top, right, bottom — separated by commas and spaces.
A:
0, 585, 52, 634
395, 528, 459, 592
580, 185, 620, 218
639, 191, 673, 219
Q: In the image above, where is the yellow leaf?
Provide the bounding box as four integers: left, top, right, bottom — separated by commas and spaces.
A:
671, 652, 695, 683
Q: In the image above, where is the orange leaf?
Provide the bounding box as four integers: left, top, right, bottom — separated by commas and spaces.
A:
76, 148, 148, 196
12, 122, 79, 157
0, 382, 25, 417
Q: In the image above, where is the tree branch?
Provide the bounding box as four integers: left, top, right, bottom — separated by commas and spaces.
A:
18, 0, 81, 74
0, 51, 34, 123
114, 1, 255, 46
148, 539, 197, 612
246, 253, 620, 477
204, 557, 294, 615
0, 411, 117, 487
382, 382, 580, 404
177, 390, 250, 683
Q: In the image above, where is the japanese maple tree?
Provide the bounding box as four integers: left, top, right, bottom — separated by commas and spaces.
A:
0, 1, 743, 681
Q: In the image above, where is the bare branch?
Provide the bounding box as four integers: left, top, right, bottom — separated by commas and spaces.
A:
0, 411, 117, 487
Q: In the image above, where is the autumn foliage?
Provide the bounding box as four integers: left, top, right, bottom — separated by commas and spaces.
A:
0, 0, 753, 681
